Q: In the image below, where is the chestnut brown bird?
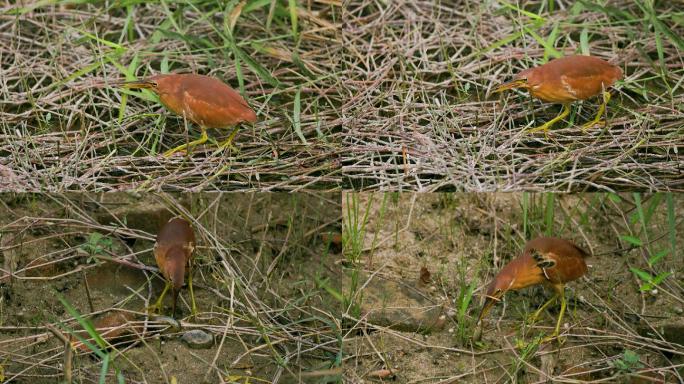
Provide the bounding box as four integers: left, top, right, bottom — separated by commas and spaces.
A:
494, 55, 622, 133
120, 74, 257, 157
477, 237, 590, 341
151, 217, 197, 317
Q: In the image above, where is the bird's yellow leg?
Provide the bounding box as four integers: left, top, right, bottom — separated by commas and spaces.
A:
528, 293, 559, 323
149, 281, 171, 314
527, 104, 571, 133
581, 91, 611, 130
542, 289, 567, 344
163, 126, 209, 157
188, 260, 197, 316
217, 126, 240, 152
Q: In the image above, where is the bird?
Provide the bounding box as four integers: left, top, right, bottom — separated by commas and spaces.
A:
476, 237, 590, 342
494, 55, 622, 133
119, 73, 257, 157
151, 217, 197, 317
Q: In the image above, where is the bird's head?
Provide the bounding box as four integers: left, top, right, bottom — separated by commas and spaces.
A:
119, 74, 171, 94
493, 69, 535, 94
477, 273, 513, 323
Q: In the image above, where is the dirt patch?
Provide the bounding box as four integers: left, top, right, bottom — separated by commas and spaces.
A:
342, 193, 684, 383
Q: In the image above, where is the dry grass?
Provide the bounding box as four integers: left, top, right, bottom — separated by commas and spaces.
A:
341, 192, 684, 383
0, 193, 342, 382
341, 0, 684, 191
1, 1, 342, 191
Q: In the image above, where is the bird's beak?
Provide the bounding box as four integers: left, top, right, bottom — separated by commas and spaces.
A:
171, 288, 180, 318
115, 79, 156, 89
477, 295, 500, 324
493, 79, 527, 94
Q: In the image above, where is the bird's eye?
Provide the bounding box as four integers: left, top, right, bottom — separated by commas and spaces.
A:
151, 81, 158, 88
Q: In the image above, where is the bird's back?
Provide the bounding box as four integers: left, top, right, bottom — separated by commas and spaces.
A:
168, 74, 257, 128
154, 218, 196, 271
525, 237, 589, 284
525, 55, 622, 102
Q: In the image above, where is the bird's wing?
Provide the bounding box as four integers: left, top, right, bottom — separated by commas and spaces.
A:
183, 76, 251, 110
182, 89, 251, 127
532, 250, 557, 269
531, 250, 558, 281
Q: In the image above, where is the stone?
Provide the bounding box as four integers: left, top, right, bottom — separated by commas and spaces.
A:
181, 330, 213, 349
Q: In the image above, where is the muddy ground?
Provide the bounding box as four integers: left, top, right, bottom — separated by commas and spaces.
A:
342, 193, 684, 383
0, 193, 342, 383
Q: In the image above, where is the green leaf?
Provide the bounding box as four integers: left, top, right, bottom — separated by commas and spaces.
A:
647, 249, 668, 266
651, 272, 671, 285
629, 267, 653, 283
620, 235, 642, 246
639, 283, 653, 292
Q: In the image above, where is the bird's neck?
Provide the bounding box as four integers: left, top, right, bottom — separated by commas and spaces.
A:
503, 254, 542, 290
164, 247, 186, 290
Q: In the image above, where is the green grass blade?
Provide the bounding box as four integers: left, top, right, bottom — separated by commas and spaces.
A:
620, 235, 643, 246
498, 0, 545, 21
544, 193, 555, 236
522, 192, 529, 238
293, 86, 307, 144
543, 22, 560, 61
666, 194, 676, 257
99, 353, 110, 384
56, 292, 108, 358
288, 0, 299, 42
580, 27, 589, 55
523, 25, 562, 60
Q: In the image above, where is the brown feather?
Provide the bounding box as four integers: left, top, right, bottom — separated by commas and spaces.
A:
515, 55, 622, 103
149, 74, 257, 127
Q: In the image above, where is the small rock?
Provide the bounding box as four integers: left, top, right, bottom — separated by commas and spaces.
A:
673, 307, 683, 315
152, 316, 181, 334
181, 330, 213, 349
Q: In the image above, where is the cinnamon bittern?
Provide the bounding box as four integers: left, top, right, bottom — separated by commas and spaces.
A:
120, 74, 257, 157
151, 217, 197, 317
477, 237, 589, 341
494, 55, 622, 133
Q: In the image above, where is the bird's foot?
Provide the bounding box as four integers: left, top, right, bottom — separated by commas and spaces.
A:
526, 313, 540, 324
163, 144, 197, 158
580, 119, 607, 131
526, 123, 553, 137
217, 140, 240, 154
146, 303, 163, 315
541, 333, 566, 345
